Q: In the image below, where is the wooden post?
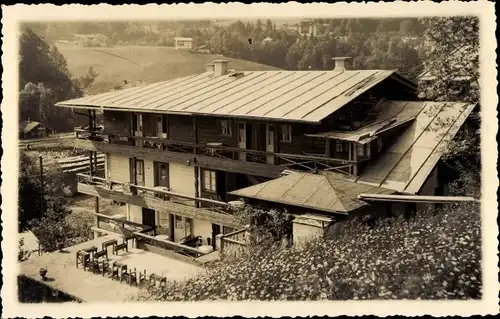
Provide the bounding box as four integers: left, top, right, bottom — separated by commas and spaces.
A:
194, 160, 200, 208
39, 155, 45, 218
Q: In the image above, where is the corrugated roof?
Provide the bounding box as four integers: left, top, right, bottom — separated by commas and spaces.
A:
356, 101, 477, 194
305, 100, 421, 143
229, 171, 394, 214
56, 69, 401, 123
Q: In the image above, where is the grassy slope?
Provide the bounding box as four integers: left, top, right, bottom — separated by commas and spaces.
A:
56, 43, 280, 95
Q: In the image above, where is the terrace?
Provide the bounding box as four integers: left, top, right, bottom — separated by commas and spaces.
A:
19, 233, 205, 302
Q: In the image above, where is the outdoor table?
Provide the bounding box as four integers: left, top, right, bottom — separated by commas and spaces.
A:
102, 239, 118, 253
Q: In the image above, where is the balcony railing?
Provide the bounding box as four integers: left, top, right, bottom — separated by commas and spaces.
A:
93, 213, 209, 259
75, 129, 359, 176
77, 173, 231, 214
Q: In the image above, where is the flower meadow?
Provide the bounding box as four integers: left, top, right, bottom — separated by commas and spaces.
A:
141, 201, 481, 301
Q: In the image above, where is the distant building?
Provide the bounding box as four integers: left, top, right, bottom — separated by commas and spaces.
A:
297, 20, 318, 37
19, 119, 54, 139
196, 45, 210, 53
74, 33, 109, 47
174, 37, 194, 50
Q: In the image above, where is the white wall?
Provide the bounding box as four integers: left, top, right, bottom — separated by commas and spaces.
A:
128, 204, 142, 224
293, 220, 325, 247
169, 162, 195, 206
193, 219, 213, 245
108, 154, 129, 183
144, 160, 155, 188
417, 165, 439, 211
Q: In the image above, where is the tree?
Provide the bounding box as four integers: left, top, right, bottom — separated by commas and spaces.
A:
18, 151, 67, 232
418, 17, 479, 103
78, 66, 100, 91
19, 27, 83, 132
418, 17, 480, 195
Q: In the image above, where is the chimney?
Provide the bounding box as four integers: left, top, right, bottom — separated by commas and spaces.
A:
206, 63, 215, 73
332, 57, 351, 71
213, 60, 229, 76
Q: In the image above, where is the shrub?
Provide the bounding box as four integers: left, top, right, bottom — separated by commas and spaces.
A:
140, 200, 481, 301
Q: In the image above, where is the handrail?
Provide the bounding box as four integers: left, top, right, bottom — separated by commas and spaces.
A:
80, 131, 359, 165
94, 212, 154, 232
133, 231, 206, 256
77, 173, 230, 208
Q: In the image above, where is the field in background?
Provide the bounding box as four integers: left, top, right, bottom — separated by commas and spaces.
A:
56, 43, 280, 95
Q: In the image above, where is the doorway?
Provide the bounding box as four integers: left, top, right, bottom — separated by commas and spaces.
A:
237, 122, 246, 161
142, 208, 156, 227
154, 162, 169, 188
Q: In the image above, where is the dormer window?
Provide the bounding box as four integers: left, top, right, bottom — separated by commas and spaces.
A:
280, 125, 292, 142
221, 120, 232, 136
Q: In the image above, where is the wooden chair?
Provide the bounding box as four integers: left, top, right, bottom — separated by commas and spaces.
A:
138, 269, 147, 286
111, 262, 120, 281
76, 251, 91, 271
114, 240, 128, 255
128, 268, 138, 286
91, 250, 108, 274
119, 264, 129, 283
148, 273, 157, 288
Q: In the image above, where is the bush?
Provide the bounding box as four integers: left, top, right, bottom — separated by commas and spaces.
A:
140, 200, 481, 301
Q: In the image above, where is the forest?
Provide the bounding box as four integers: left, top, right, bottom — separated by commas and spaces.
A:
22, 18, 425, 132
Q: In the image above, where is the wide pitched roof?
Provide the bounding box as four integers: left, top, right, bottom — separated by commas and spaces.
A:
229, 171, 394, 214
56, 69, 412, 123
355, 101, 477, 194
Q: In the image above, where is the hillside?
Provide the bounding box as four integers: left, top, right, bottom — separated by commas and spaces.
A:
55, 43, 280, 95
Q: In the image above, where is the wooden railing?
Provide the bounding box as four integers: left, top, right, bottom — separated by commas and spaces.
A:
77, 173, 230, 213
93, 213, 208, 259
133, 232, 207, 258
75, 130, 358, 176
94, 212, 156, 236
220, 227, 249, 257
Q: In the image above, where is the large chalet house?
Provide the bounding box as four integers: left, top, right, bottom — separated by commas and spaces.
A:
56, 57, 476, 253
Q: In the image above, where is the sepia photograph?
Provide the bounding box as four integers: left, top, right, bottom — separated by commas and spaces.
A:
1, 2, 498, 318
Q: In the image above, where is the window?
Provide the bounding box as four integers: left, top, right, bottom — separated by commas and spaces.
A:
280, 125, 292, 142
175, 215, 183, 229
221, 120, 232, 136
203, 170, 217, 192
335, 140, 343, 152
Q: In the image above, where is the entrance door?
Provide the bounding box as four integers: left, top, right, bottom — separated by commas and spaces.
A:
237, 122, 246, 161
266, 124, 275, 164
142, 208, 156, 227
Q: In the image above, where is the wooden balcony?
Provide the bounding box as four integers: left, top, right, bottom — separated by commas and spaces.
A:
77, 173, 240, 228
74, 130, 358, 178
